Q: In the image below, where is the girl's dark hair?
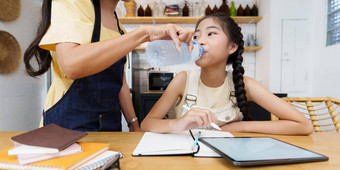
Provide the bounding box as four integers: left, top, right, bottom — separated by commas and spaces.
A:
24, 0, 52, 77
195, 12, 252, 121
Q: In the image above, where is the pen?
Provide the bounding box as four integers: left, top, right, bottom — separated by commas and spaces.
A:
191, 131, 201, 151
210, 122, 222, 131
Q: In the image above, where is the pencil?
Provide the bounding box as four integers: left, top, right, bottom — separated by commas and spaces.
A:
191, 131, 201, 151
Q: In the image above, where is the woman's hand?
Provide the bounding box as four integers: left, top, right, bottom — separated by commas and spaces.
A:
145, 24, 194, 52
129, 122, 141, 132
175, 107, 217, 131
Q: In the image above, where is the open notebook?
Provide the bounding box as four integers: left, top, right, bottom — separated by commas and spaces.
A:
132, 129, 233, 157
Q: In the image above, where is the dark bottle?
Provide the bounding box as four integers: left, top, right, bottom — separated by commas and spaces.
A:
212, 5, 219, 14
229, 1, 236, 16
251, 4, 258, 16
183, 1, 189, 16
244, 4, 251, 16
219, 0, 229, 15
237, 5, 243, 16
137, 5, 144, 16
145, 4, 152, 16
205, 5, 212, 15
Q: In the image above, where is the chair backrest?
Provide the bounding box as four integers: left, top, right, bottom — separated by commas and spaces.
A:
271, 97, 340, 132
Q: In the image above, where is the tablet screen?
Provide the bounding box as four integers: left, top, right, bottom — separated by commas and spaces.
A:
199, 137, 328, 166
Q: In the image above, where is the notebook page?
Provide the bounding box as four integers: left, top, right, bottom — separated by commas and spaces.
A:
133, 132, 192, 155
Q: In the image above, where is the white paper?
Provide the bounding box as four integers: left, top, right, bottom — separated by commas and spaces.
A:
8, 144, 59, 155
15, 143, 83, 165
133, 130, 233, 157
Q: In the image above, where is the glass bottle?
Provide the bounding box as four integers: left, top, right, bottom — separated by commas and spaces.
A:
244, 4, 251, 16
251, 4, 258, 16
229, 1, 236, 16
137, 5, 144, 16
212, 5, 219, 14
183, 1, 189, 16
237, 5, 243, 16
205, 5, 212, 15
145, 4, 152, 16
219, 0, 229, 15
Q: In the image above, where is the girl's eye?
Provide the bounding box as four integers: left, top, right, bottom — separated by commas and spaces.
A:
193, 35, 199, 40
208, 32, 216, 36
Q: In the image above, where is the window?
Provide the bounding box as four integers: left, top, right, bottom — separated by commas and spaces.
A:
327, 0, 340, 46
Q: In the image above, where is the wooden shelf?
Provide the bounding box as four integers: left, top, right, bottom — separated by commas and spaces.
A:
134, 46, 262, 52
244, 46, 262, 52
120, 16, 262, 24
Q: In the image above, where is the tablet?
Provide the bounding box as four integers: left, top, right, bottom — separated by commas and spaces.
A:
199, 137, 328, 166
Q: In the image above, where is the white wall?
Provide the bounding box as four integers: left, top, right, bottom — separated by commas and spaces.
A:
310, 0, 340, 98
257, 0, 340, 98
0, 0, 45, 131
257, 0, 312, 94
256, 0, 271, 88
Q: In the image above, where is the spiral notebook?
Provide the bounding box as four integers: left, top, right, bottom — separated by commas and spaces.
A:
0, 142, 109, 170
77, 150, 122, 170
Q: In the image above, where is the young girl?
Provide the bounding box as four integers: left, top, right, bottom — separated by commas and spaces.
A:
141, 13, 313, 135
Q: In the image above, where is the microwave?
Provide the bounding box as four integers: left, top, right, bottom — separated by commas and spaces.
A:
148, 72, 174, 91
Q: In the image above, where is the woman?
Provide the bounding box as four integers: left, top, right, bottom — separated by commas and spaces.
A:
24, 0, 194, 131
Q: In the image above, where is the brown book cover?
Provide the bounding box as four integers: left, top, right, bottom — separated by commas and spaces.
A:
11, 124, 87, 151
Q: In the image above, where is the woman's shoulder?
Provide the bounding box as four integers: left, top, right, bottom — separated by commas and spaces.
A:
53, 0, 94, 17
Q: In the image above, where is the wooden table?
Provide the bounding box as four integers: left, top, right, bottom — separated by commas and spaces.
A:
1, 132, 339, 169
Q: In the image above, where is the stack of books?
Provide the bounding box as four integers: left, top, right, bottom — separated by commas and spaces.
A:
0, 124, 122, 170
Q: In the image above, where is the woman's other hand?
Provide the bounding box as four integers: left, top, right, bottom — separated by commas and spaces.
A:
129, 122, 141, 132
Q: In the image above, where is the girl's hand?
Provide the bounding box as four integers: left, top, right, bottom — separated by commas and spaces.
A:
220, 121, 245, 132
146, 24, 194, 52
175, 107, 217, 131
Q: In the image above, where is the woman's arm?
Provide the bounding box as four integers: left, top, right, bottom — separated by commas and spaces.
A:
221, 77, 314, 135
55, 24, 194, 79
141, 72, 216, 133
119, 73, 141, 132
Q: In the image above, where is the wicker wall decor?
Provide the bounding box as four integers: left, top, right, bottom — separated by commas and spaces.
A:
0, 30, 21, 74
0, 0, 21, 22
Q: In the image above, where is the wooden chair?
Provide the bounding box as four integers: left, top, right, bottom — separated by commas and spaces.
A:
271, 97, 340, 132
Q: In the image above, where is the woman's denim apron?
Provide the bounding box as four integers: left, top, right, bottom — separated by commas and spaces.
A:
44, 0, 126, 131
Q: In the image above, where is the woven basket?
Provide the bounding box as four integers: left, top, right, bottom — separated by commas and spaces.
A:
0, 30, 21, 74
0, 0, 21, 22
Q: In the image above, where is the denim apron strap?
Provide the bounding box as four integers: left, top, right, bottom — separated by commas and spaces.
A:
44, 0, 126, 132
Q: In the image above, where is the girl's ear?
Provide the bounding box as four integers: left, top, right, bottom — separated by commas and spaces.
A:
228, 43, 239, 55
